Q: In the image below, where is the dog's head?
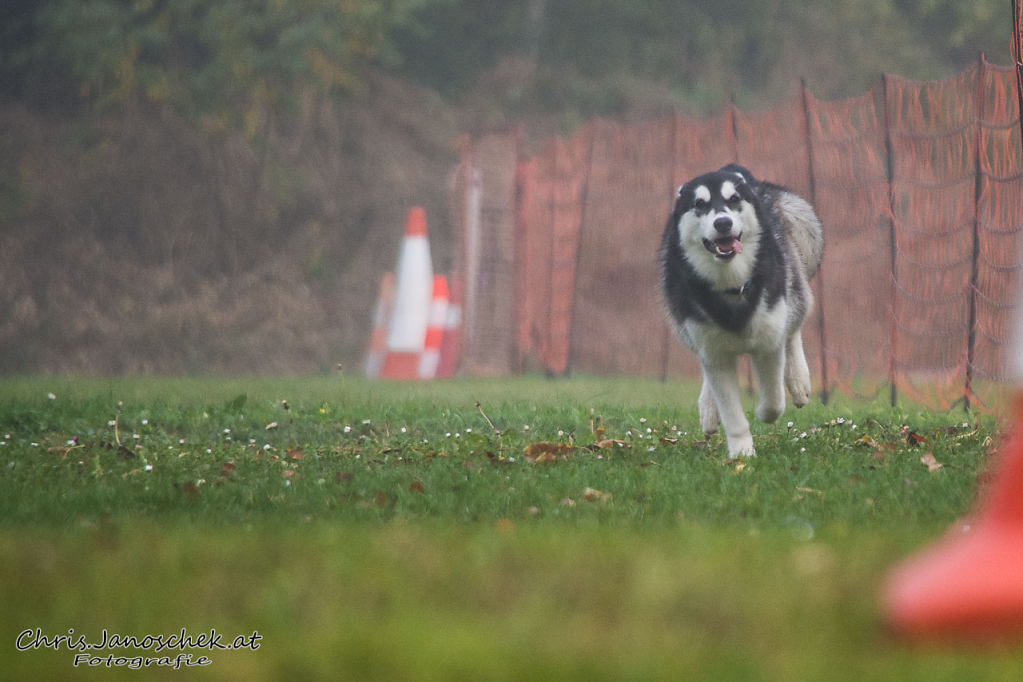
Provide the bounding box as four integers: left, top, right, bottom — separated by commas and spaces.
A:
669, 165, 762, 283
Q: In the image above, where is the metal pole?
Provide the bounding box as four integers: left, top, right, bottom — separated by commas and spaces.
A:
881, 73, 900, 408
965, 54, 987, 412
801, 78, 829, 405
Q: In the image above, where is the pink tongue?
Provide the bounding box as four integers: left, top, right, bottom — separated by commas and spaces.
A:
718, 238, 742, 254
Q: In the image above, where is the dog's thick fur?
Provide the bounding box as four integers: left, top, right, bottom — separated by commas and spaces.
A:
660, 164, 823, 457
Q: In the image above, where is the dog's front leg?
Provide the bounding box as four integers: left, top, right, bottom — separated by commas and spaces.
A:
702, 359, 755, 457
698, 374, 721, 435
785, 330, 812, 408
752, 345, 786, 424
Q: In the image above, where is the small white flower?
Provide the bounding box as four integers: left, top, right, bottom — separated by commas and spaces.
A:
224, 429, 230, 434
206, 449, 212, 454
423, 439, 429, 444
640, 418, 647, 423
249, 439, 256, 444
362, 419, 371, 425
524, 425, 530, 431
647, 446, 655, 451
144, 464, 153, 472
837, 417, 846, 424
508, 457, 515, 462
168, 446, 173, 450
597, 455, 603, 459
401, 427, 407, 433
355, 454, 361, 459
263, 444, 271, 450
962, 422, 969, 428
787, 421, 794, 428
793, 437, 799, 442
466, 428, 472, 433
851, 424, 858, 430
455, 432, 461, 438
646, 428, 652, 434
446, 432, 452, 438
558, 430, 564, 437
285, 480, 291, 486
800, 432, 808, 438
47, 393, 56, 400
133, 434, 140, 439
3, 435, 8, 439
66, 440, 75, 446
801, 447, 806, 452
141, 419, 148, 425
343, 426, 351, 433
108, 420, 116, 427
179, 439, 185, 444
31, 443, 38, 447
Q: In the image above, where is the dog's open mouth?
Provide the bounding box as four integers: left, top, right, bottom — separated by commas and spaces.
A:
703, 234, 743, 260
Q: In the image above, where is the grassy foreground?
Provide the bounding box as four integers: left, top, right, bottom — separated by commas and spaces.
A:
1, 376, 1020, 680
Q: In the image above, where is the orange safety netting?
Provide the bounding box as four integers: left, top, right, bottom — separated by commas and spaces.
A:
456, 60, 1022, 412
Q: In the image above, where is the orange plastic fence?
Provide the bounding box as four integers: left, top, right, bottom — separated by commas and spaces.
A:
457, 60, 1022, 411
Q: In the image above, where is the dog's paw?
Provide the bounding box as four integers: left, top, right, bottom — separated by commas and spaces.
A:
727, 433, 756, 458
699, 389, 720, 434
788, 382, 811, 409
700, 410, 720, 435
786, 371, 812, 408
756, 402, 784, 424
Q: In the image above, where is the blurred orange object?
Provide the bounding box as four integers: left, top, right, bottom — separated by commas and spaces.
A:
883, 396, 1023, 640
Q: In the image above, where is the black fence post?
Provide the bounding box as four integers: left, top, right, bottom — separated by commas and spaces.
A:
881, 74, 900, 408
800, 78, 830, 405
965, 55, 987, 412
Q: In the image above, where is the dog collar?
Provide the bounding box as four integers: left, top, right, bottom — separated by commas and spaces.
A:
720, 279, 752, 297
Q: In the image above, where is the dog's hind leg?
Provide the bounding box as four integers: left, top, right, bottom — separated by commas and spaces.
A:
752, 347, 786, 424
703, 360, 755, 457
785, 330, 812, 408
699, 375, 720, 435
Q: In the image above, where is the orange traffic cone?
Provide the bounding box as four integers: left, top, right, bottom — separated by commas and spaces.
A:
436, 274, 463, 378
883, 395, 1023, 640
418, 275, 449, 380
379, 208, 434, 380
364, 272, 395, 378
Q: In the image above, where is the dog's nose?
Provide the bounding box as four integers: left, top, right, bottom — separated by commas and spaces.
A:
713, 216, 733, 233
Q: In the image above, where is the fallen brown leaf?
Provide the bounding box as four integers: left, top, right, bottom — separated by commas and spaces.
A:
524, 442, 575, 457
906, 431, 930, 447
583, 487, 611, 503
409, 480, 426, 494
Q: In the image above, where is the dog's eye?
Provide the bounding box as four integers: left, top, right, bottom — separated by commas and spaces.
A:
693, 198, 708, 210
726, 194, 741, 205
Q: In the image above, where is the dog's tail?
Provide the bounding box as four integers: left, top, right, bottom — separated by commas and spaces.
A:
776, 191, 824, 280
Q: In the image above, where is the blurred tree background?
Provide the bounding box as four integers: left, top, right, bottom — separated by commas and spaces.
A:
0, 0, 1012, 374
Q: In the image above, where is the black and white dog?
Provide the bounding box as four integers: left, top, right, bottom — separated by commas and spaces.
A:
660, 164, 823, 457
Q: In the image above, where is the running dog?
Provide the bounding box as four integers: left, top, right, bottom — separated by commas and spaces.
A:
660, 164, 823, 457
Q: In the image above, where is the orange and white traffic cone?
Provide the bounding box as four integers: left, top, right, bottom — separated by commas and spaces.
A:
418, 275, 449, 380
882, 294, 1023, 640
436, 274, 463, 378
364, 272, 395, 378
379, 207, 434, 380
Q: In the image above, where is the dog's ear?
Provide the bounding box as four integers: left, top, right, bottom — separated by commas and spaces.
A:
667, 182, 692, 233
719, 163, 756, 186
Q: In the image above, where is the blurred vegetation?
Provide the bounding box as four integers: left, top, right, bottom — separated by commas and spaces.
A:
0, 0, 1013, 375
2, 0, 1011, 123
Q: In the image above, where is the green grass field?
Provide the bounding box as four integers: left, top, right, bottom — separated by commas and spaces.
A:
2, 376, 1021, 680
